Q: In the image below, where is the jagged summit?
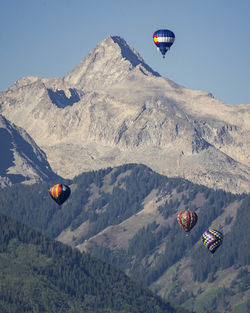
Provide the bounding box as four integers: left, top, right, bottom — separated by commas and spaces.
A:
64, 36, 159, 90
111, 36, 144, 65
110, 36, 159, 76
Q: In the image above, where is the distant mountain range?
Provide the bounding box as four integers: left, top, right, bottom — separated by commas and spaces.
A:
0, 36, 249, 193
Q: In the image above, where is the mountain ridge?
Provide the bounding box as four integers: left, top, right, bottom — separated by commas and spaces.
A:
0, 163, 248, 313
64, 36, 160, 90
0, 114, 59, 187
0, 36, 249, 193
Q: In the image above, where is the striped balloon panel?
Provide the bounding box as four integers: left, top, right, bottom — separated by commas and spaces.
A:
153, 29, 175, 56
49, 184, 71, 206
50, 184, 62, 199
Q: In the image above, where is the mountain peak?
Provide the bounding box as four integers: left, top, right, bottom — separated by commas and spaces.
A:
110, 36, 159, 75
1, 36, 249, 194
110, 35, 143, 64
64, 36, 159, 90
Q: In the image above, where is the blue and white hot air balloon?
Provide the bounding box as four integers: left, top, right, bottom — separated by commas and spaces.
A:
153, 29, 175, 58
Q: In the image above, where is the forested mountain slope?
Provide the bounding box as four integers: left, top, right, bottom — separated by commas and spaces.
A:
0, 212, 180, 313
0, 164, 249, 312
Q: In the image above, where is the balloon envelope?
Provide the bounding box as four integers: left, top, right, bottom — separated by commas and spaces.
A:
153, 29, 175, 57
202, 228, 223, 254
49, 184, 71, 206
177, 210, 198, 233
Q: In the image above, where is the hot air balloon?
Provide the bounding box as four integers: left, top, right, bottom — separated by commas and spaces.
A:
153, 29, 175, 58
202, 228, 223, 254
49, 184, 71, 207
177, 210, 198, 236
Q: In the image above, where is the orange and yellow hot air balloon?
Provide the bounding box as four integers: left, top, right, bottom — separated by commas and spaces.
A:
49, 184, 71, 207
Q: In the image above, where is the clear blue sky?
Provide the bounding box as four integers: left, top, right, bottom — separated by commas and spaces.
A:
1, 0, 250, 105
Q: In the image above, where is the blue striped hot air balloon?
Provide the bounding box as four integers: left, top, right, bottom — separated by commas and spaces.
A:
202, 228, 223, 254
153, 29, 175, 58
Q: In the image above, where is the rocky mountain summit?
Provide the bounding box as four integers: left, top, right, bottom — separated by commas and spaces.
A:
0, 36, 249, 193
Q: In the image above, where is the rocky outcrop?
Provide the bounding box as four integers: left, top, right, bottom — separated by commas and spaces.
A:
0, 114, 59, 187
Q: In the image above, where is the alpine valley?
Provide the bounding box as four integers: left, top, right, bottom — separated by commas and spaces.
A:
0, 36, 249, 313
